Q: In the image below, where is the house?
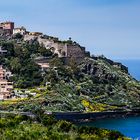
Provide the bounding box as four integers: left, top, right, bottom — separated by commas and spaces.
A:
29, 32, 43, 36
0, 46, 7, 55
0, 66, 13, 100
0, 66, 5, 80
37, 62, 50, 71
35, 57, 50, 71
0, 21, 14, 34
0, 80, 13, 99
13, 26, 26, 35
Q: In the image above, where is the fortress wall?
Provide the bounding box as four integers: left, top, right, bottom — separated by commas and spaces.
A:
52, 43, 67, 57
24, 35, 86, 58
37, 37, 54, 48
24, 34, 37, 41
66, 45, 85, 58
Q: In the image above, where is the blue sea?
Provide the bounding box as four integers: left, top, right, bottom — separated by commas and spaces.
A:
115, 59, 140, 81
81, 60, 140, 139
81, 116, 140, 139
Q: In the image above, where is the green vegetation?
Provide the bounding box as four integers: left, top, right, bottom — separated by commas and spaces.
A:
0, 114, 129, 140
0, 41, 52, 88
0, 36, 140, 139
0, 39, 140, 112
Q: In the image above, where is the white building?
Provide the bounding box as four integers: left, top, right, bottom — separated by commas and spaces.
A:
13, 26, 26, 35
0, 46, 7, 55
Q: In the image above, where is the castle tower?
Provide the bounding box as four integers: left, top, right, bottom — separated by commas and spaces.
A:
0, 21, 14, 34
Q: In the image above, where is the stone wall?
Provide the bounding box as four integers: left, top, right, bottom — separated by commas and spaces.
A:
66, 45, 85, 58
37, 37, 54, 48
0, 28, 11, 36
52, 43, 67, 57
24, 34, 37, 41
24, 35, 87, 58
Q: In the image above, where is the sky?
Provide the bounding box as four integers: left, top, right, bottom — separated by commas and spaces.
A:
0, 0, 140, 60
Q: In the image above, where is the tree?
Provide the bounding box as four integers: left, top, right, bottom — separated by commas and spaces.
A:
2, 42, 15, 57
38, 46, 53, 57
10, 57, 21, 73
45, 69, 58, 84
13, 33, 23, 39
68, 57, 80, 75
14, 45, 23, 58
49, 57, 63, 68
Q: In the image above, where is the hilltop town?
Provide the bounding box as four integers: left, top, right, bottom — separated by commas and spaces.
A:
0, 21, 140, 114
0, 21, 90, 100
0, 21, 90, 58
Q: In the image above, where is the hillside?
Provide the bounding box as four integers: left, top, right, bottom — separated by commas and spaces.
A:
0, 113, 129, 140
0, 34, 140, 113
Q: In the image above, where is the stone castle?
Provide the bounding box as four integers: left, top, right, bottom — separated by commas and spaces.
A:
0, 21, 90, 59
24, 35, 89, 58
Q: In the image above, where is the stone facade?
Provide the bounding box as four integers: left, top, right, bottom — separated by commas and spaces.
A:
0, 27, 12, 36
24, 35, 88, 58
24, 34, 37, 41
51, 43, 67, 57
0, 22, 14, 34
66, 45, 85, 58
37, 36, 55, 48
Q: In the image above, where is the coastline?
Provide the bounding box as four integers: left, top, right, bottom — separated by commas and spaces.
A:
54, 109, 140, 123
1, 109, 140, 123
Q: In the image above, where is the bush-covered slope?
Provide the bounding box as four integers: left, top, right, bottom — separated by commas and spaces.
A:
0, 37, 140, 112
0, 114, 129, 140
0, 50, 140, 112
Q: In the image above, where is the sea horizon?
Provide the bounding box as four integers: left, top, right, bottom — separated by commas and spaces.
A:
113, 59, 140, 81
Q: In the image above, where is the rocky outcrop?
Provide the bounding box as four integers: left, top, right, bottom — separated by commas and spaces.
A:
81, 58, 121, 83
91, 56, 128, 73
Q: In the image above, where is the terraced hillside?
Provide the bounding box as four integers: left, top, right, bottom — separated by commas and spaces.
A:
0, 52, 140, 112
